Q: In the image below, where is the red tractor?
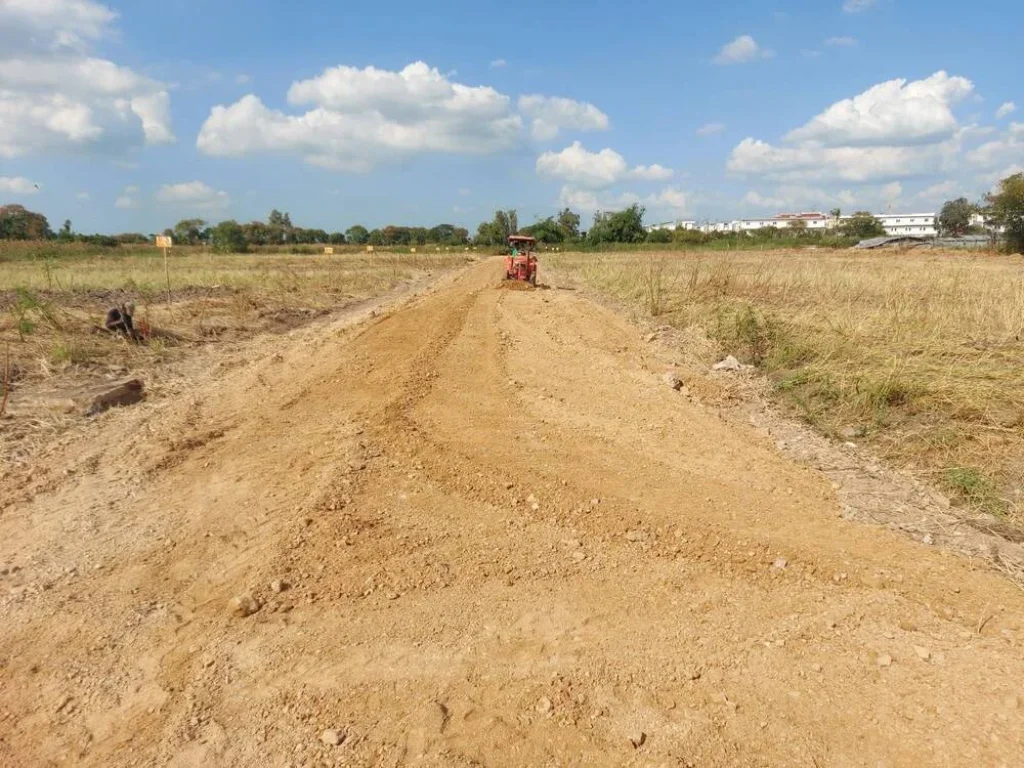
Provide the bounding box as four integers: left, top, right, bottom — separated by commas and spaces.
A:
505, 235, 538, 285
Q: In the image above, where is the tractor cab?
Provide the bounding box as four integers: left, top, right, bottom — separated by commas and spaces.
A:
505, 235, 538, 285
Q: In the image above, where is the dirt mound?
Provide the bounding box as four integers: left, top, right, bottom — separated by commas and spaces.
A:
2, 259, 1023, 766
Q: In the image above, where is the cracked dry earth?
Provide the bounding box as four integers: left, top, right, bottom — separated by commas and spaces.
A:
2, 259, 1023, 767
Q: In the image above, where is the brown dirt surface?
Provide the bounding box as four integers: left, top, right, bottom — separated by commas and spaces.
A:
2, 259, 1024, 767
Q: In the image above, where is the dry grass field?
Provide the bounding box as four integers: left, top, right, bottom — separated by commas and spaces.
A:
0, 247, 472, 459
547, 248, 1024, 522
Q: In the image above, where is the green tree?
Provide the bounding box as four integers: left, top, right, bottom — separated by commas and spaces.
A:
345, 225, 370, 245
210, 220, 248, 253
645, 227, 673, 243
328, 232, 347, 245
242, 221, 271, 246
0, 205, 52, 240
937, 197, 978, 237
985, 173, 1024, 253
172, 218, 207, 245
520, 217, 565, 244
367, 229, 384, 246
839, 211, 886, 239
788, 219, 809, 235
494, 209, 518, 241
557, 207, 581, 240
58, 219, 73, 240
267, 209, 294, 243
829, 208, 842, 221
587, 204, 646, 245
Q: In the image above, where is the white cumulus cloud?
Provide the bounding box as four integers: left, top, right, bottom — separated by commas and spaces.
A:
0, 176, 40, 195
156, 181, 230, 212
713, 35, 774, 65
199, 62, 523, 170
628, 164, 674, 181
824, 36, 858, 47
0, 0, 173, 158
786, 71, 973, 147
729, 72, 979, 183
518, 94, 609, 141
536, 142, 673, 188
996, 102, 1016, 119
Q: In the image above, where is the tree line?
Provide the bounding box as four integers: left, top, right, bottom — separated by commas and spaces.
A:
2, 173, 1023, 253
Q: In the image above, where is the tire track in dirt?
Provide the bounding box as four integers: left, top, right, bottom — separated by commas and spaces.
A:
1, 259, 1023, 767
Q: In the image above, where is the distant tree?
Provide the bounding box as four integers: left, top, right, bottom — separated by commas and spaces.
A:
587, 204, 646, 245
520, 216, 564, 244
114, 233, 150, 244
494, 209, 518, 242
474, 221, 504, 246
645, 227, 673, 243
367, 228, 384, 246
328, 231, 347, 245
172, 218, 207, 245
985, 173, 1024, 253
267, 209, 293, 242
788, 219, 809, 235
557, 207, 581, 240
937, 197, 978, 237
474, 210, 519, 246
0, 205, 52, 240
242, 221, 272, 246
58, 219, 73, 240
345, 225, 370, 245
210, 220, 248, 253
829, 208, 842, 221
839, 211, 886, 239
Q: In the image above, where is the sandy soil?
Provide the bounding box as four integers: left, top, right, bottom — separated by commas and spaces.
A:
2, 259, 1023, 767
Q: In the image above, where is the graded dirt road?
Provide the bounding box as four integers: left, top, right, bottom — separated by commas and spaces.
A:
2, 260, 1023, 767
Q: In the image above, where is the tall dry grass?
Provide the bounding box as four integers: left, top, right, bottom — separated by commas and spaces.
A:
547, 249, 1024, 520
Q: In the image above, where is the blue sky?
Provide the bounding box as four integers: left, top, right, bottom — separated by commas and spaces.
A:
0, 0, 1021, 233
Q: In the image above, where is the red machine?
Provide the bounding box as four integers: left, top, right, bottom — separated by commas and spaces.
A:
505, 235, 538, 285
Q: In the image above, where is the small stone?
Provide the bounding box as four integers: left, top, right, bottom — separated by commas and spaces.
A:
712, 355, 745, 372
914, 646, 931, 661
811, 663, 823, 673
625, 530, 648, 543
773, 558, 788, 570
645, 332, 658, 343
229, 594, 261, 618
526, 494, 538, 505
629, 731, 647, 748
270, 579, 287, 594
504, 481, 514, 489
572, 551, 587, 562
663, 371, 683, 391
922, 534, 934, 546
876, 653, 892, 668
536, 697, 553, 715
320, 729, 344, 746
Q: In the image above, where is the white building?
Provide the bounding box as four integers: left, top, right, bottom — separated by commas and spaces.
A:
645, 219, 697, 232
734, 212, 834, 232
871, 213, 936, 237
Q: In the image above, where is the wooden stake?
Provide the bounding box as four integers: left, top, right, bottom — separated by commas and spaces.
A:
164, 246, 171, 307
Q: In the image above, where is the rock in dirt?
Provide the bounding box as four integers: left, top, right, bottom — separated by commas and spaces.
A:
536, 697, 553, 715
270, 579, 287, 594
625, 530, 648, 543
629, 731, 647, 749
914, 646, 931, 661
773, 558, 788, 570
663, 371, 683, 391
645, 332, 658, 343
320, 729, 345, 746
85, 379, 145, 416
876, 653, 893, 668
229, 594, 261, 618
712, 355, 748, 372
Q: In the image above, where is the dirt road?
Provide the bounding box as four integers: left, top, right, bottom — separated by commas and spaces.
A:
2, 260, 1023, 767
